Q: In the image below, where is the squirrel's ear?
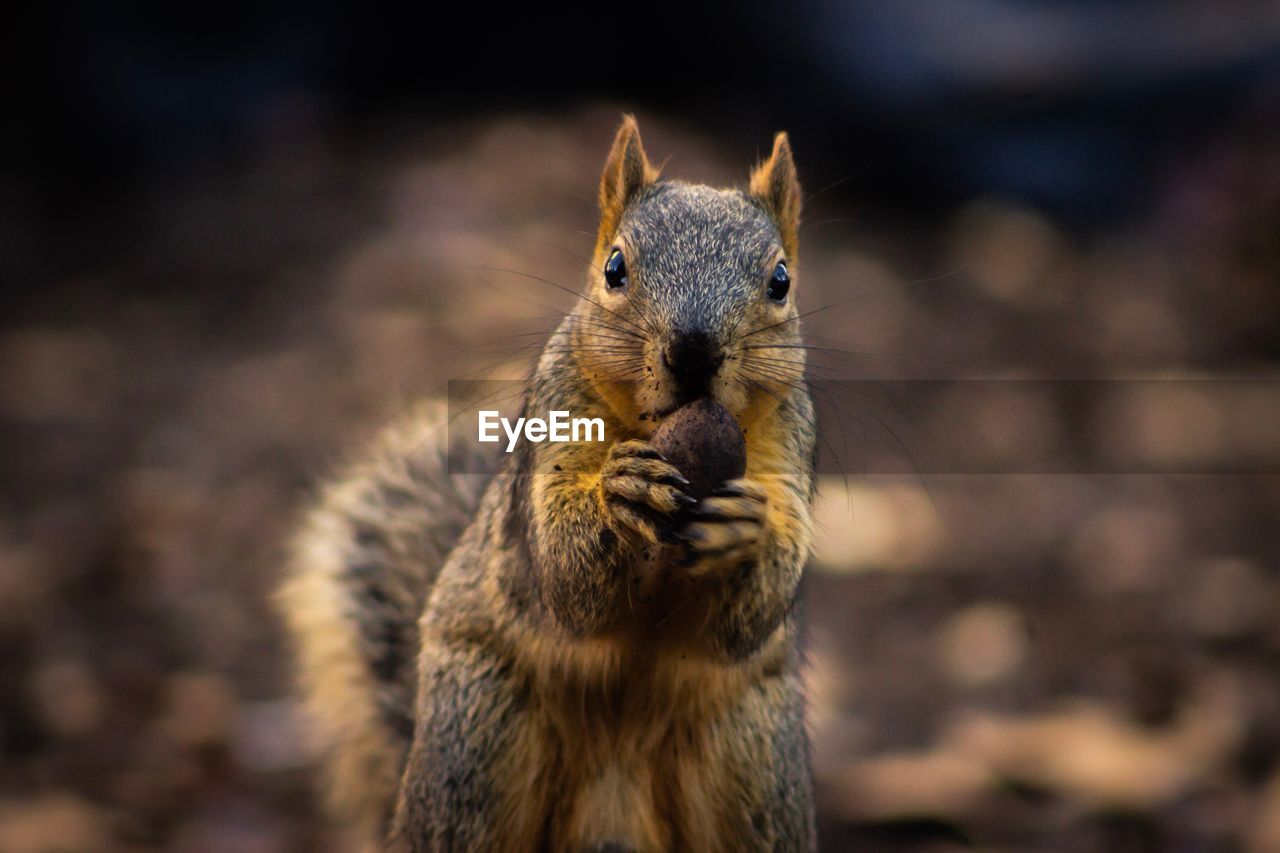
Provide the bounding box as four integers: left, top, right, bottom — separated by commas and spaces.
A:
749, 132, 802, 259
597, 115, 658, 252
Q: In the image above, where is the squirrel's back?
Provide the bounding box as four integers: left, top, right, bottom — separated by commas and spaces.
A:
278, 402, 494, 840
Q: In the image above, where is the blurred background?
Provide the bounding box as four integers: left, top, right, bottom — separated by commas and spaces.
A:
3, 3, 1280, 851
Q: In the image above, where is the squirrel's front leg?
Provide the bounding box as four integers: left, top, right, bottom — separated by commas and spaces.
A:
529, 439, 692, 636
678, 475, 811, 661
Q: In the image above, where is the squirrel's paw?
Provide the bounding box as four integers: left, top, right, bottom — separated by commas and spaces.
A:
678, 479, 767, 578
601, 440, 695, 544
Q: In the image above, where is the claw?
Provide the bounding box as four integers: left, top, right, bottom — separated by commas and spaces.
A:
678, 524, 704, 545
601, 441, 697, 543
689, 496, 762, 522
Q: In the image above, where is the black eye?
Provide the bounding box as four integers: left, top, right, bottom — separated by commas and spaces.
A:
604, 249, 629, 289
767, 262, 790, 303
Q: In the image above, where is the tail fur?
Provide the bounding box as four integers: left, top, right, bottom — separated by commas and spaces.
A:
277, 401, 493, 843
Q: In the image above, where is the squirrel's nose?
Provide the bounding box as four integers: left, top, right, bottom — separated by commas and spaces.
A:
664, 329, 724, 404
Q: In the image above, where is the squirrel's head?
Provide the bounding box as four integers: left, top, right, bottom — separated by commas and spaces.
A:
571, 116, 806, 435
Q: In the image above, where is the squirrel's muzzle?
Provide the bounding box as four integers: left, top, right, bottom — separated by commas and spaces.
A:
663, 328, 724, 405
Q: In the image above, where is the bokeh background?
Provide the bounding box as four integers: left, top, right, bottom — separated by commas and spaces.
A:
3, 4, 1280, 851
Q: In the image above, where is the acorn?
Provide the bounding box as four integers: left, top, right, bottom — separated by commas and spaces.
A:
650, 399, 747, 500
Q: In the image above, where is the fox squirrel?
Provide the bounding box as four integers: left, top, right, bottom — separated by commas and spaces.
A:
278, 116, 818, 852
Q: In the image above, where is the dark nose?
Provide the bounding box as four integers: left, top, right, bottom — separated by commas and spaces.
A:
664, 328, 724, 404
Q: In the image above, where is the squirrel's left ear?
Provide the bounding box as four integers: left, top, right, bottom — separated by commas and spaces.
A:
749, 132, 802, 259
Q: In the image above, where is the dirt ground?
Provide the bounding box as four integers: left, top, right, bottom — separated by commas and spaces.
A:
2, 108, 1279, 851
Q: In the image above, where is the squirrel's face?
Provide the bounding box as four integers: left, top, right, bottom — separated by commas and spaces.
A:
578, 183, 803, 427
571, 117, 807, 434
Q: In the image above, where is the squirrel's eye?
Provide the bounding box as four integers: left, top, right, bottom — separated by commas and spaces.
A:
604, 249, 629, 290
767, 262, 790, 303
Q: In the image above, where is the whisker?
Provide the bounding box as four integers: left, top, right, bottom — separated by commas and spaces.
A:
799, 217, 861, 233
740, 375, 851, 496
742, 363, 936, 505
742, 343, 959, 372
733, 264, 969, 344
747, 352, 998, 458
469, 265, 653, 339
733, 290, 873, 343
566, 313, 648, 341
803, 160, 879, 205
507, 234, 666, 337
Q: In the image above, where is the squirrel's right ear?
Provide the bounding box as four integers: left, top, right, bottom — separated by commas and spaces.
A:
749, 132, 802, 260
596, 115, 658, 252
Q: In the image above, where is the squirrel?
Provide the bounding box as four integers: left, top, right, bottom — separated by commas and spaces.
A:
278, 116, 818, 852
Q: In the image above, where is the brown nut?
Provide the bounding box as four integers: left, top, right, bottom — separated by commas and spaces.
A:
650, 399, 747, 500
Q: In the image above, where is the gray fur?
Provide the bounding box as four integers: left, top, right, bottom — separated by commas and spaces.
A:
619, 183, 781, 349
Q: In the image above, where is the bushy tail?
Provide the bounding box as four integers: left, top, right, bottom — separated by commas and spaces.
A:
277, 401, 494, 844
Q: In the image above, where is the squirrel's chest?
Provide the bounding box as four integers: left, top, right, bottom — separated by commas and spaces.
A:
519, 656, 748, 851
